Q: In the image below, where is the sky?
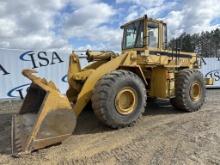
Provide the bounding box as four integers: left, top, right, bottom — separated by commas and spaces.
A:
0, 0, 220, 52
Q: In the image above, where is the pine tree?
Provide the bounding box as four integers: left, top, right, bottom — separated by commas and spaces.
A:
168, 28, 220, 57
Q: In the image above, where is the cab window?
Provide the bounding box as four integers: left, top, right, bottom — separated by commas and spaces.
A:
122, 20, 144, 49
148, 23, 159, 48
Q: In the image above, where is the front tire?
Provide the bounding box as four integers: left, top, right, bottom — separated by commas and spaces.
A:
170, 69, 206, 112
91, 70, 147, 128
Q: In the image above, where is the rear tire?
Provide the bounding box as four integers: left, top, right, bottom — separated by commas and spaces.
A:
170, 69, 206, 112
91, 70, 147, 128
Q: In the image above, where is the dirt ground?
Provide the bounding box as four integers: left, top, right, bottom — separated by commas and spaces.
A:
0, 90, 219, 165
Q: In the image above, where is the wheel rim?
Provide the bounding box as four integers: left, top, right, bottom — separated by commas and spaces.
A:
190, 82, 201, 101
115, 87, 137, 115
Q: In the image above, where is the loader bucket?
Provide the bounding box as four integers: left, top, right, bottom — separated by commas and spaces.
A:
11, 70, 77, 155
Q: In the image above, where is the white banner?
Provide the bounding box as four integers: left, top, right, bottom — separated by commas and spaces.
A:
200, 57, 220, 88
0, 49, 87, 99
0, 49, 220, 99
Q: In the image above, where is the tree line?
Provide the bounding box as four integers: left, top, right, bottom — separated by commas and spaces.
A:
168, 28, 220, 57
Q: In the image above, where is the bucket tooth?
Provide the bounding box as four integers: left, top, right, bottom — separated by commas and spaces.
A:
14, 138, 22, 151
12, 115, 22, 154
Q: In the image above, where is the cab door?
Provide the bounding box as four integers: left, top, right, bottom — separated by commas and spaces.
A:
147, 21, 167, 51
147, 21, 160, 50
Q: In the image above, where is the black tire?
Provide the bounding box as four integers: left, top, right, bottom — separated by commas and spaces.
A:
91, 70, 147, 128
170, 69, 206, 112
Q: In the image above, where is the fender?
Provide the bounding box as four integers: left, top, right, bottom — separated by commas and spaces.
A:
119, 65, 148, 86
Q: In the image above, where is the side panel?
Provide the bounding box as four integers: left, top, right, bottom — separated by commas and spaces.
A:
149, 67, 175, 98
135, 50, 198, 69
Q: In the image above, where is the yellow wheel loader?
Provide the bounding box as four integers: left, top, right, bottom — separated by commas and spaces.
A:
12, 15, 211, 155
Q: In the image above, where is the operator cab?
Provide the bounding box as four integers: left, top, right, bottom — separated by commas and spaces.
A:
121, 15, 167, 51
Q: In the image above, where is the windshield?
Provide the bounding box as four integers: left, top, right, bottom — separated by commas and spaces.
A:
122, 20, 144, 49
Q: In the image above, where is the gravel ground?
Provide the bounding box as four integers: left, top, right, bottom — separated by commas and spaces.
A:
0, 89, 219, 165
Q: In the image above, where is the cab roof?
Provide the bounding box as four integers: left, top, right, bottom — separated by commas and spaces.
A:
120, 15, 166, 29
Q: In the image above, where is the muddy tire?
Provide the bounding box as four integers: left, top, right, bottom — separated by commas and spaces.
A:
170, 69, 206, 112
91, 70, 147, 128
